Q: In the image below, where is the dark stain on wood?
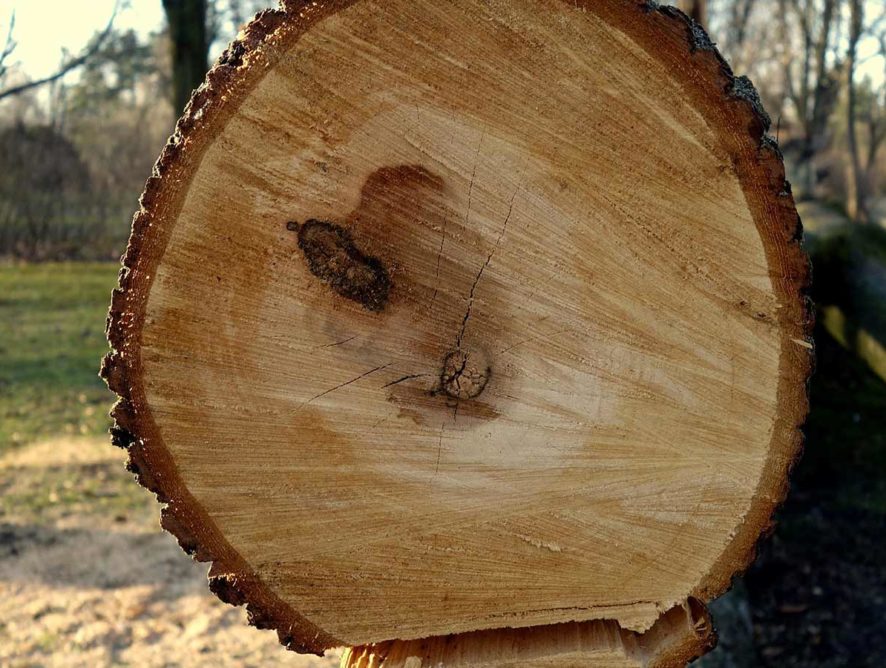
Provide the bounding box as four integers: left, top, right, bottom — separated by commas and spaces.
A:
289, 219, 391, 311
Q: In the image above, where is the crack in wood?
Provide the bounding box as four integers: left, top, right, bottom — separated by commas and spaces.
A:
434, 422, 445, 475
382, 373, 431, 389
455, 181, 521, 349
431, 218, 447, 305
302, 362, 393, 406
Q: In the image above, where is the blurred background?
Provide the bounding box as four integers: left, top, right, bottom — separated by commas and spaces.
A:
0, 0, 883, 666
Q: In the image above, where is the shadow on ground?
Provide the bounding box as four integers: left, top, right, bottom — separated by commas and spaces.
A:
703, 326, 886, 668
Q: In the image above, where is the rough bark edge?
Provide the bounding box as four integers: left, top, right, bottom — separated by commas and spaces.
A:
340, 599, 715, 668
98, 0, 813, 660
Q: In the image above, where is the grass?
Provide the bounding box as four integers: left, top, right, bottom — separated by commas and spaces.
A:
0, 446, 150, 524
0, 263, 118, 452
0, 263, 151, 526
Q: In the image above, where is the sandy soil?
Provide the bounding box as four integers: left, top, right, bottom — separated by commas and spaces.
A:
0, 437, 341, 667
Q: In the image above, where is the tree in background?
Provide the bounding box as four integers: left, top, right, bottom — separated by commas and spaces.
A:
66, 29, 173, 239
777, 0, 842, 198
724, 0, 757, 68
0, 24, 173, 259
845, 0, 885, 222
0, 13, 15, 86
0, 0, 883, 260
678, 0, 708, 26
846, 0, 867, 221
161, 0, 209, 113
161, 0, 274, 112
0, 124, 91, 258
0, 0, 274, 260
707, 0, 884, 216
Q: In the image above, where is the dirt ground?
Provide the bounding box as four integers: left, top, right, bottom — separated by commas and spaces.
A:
0, 436, 341, 667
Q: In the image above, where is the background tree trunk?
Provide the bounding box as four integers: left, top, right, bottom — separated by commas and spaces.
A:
679, 0, 708, 25
776, 0, 840, 199
161, 0, 209, 113
846, 0, 868, 223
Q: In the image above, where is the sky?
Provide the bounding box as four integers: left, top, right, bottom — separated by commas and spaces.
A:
1, 1, 165, 81
1, 0, 884, 86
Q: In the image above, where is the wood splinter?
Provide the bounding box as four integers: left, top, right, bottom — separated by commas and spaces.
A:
102, 1, 811, 666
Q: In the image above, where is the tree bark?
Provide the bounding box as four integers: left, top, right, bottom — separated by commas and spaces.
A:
161, 0, 209, 113
103, 2, 812, 665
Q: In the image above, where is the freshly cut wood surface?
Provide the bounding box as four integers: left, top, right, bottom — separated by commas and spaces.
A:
102, 0, 812, 661
342, 601, 713, 668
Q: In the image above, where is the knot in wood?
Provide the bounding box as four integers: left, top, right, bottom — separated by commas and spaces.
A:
290, 219, 390, 311
440, 349, 490, 400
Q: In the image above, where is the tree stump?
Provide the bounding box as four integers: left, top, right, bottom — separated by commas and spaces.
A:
102, 1, 812, 666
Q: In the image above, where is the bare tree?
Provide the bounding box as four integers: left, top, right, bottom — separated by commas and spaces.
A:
716, 0, 767, 74
868, 33, 886, 179
208, 1, 274, 52
777, 0, 842, 197
846, 0, 867, 221
845, 4, 886, 222
0, 123, 92, 258
162, 0, 209, 113
0, 12, 16, 84
0, 3, 120, 102
729, 0, 757, 53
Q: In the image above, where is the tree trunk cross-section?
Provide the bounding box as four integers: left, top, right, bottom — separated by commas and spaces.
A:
102, 1, 812, 666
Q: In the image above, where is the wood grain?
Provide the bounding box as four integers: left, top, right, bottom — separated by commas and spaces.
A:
102, 0, 811, 663
342, 600, 713, 668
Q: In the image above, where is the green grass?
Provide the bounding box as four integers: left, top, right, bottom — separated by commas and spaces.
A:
0, 456, 150, 524
0, 263, 118, 452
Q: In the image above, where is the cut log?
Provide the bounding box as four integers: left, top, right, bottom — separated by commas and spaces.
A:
102, 0, 812, 665
342, 601, 714, 668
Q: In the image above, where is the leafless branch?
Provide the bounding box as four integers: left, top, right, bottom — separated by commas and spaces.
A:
0, 1, 120, 102
0, 11, 16, 80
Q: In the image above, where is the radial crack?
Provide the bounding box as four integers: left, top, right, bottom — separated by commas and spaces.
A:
381, 373, 430, 389
455, 182, 520, 349
431, 218, 447, 305
304, 363, 392, 405
434, 423, 445, 475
